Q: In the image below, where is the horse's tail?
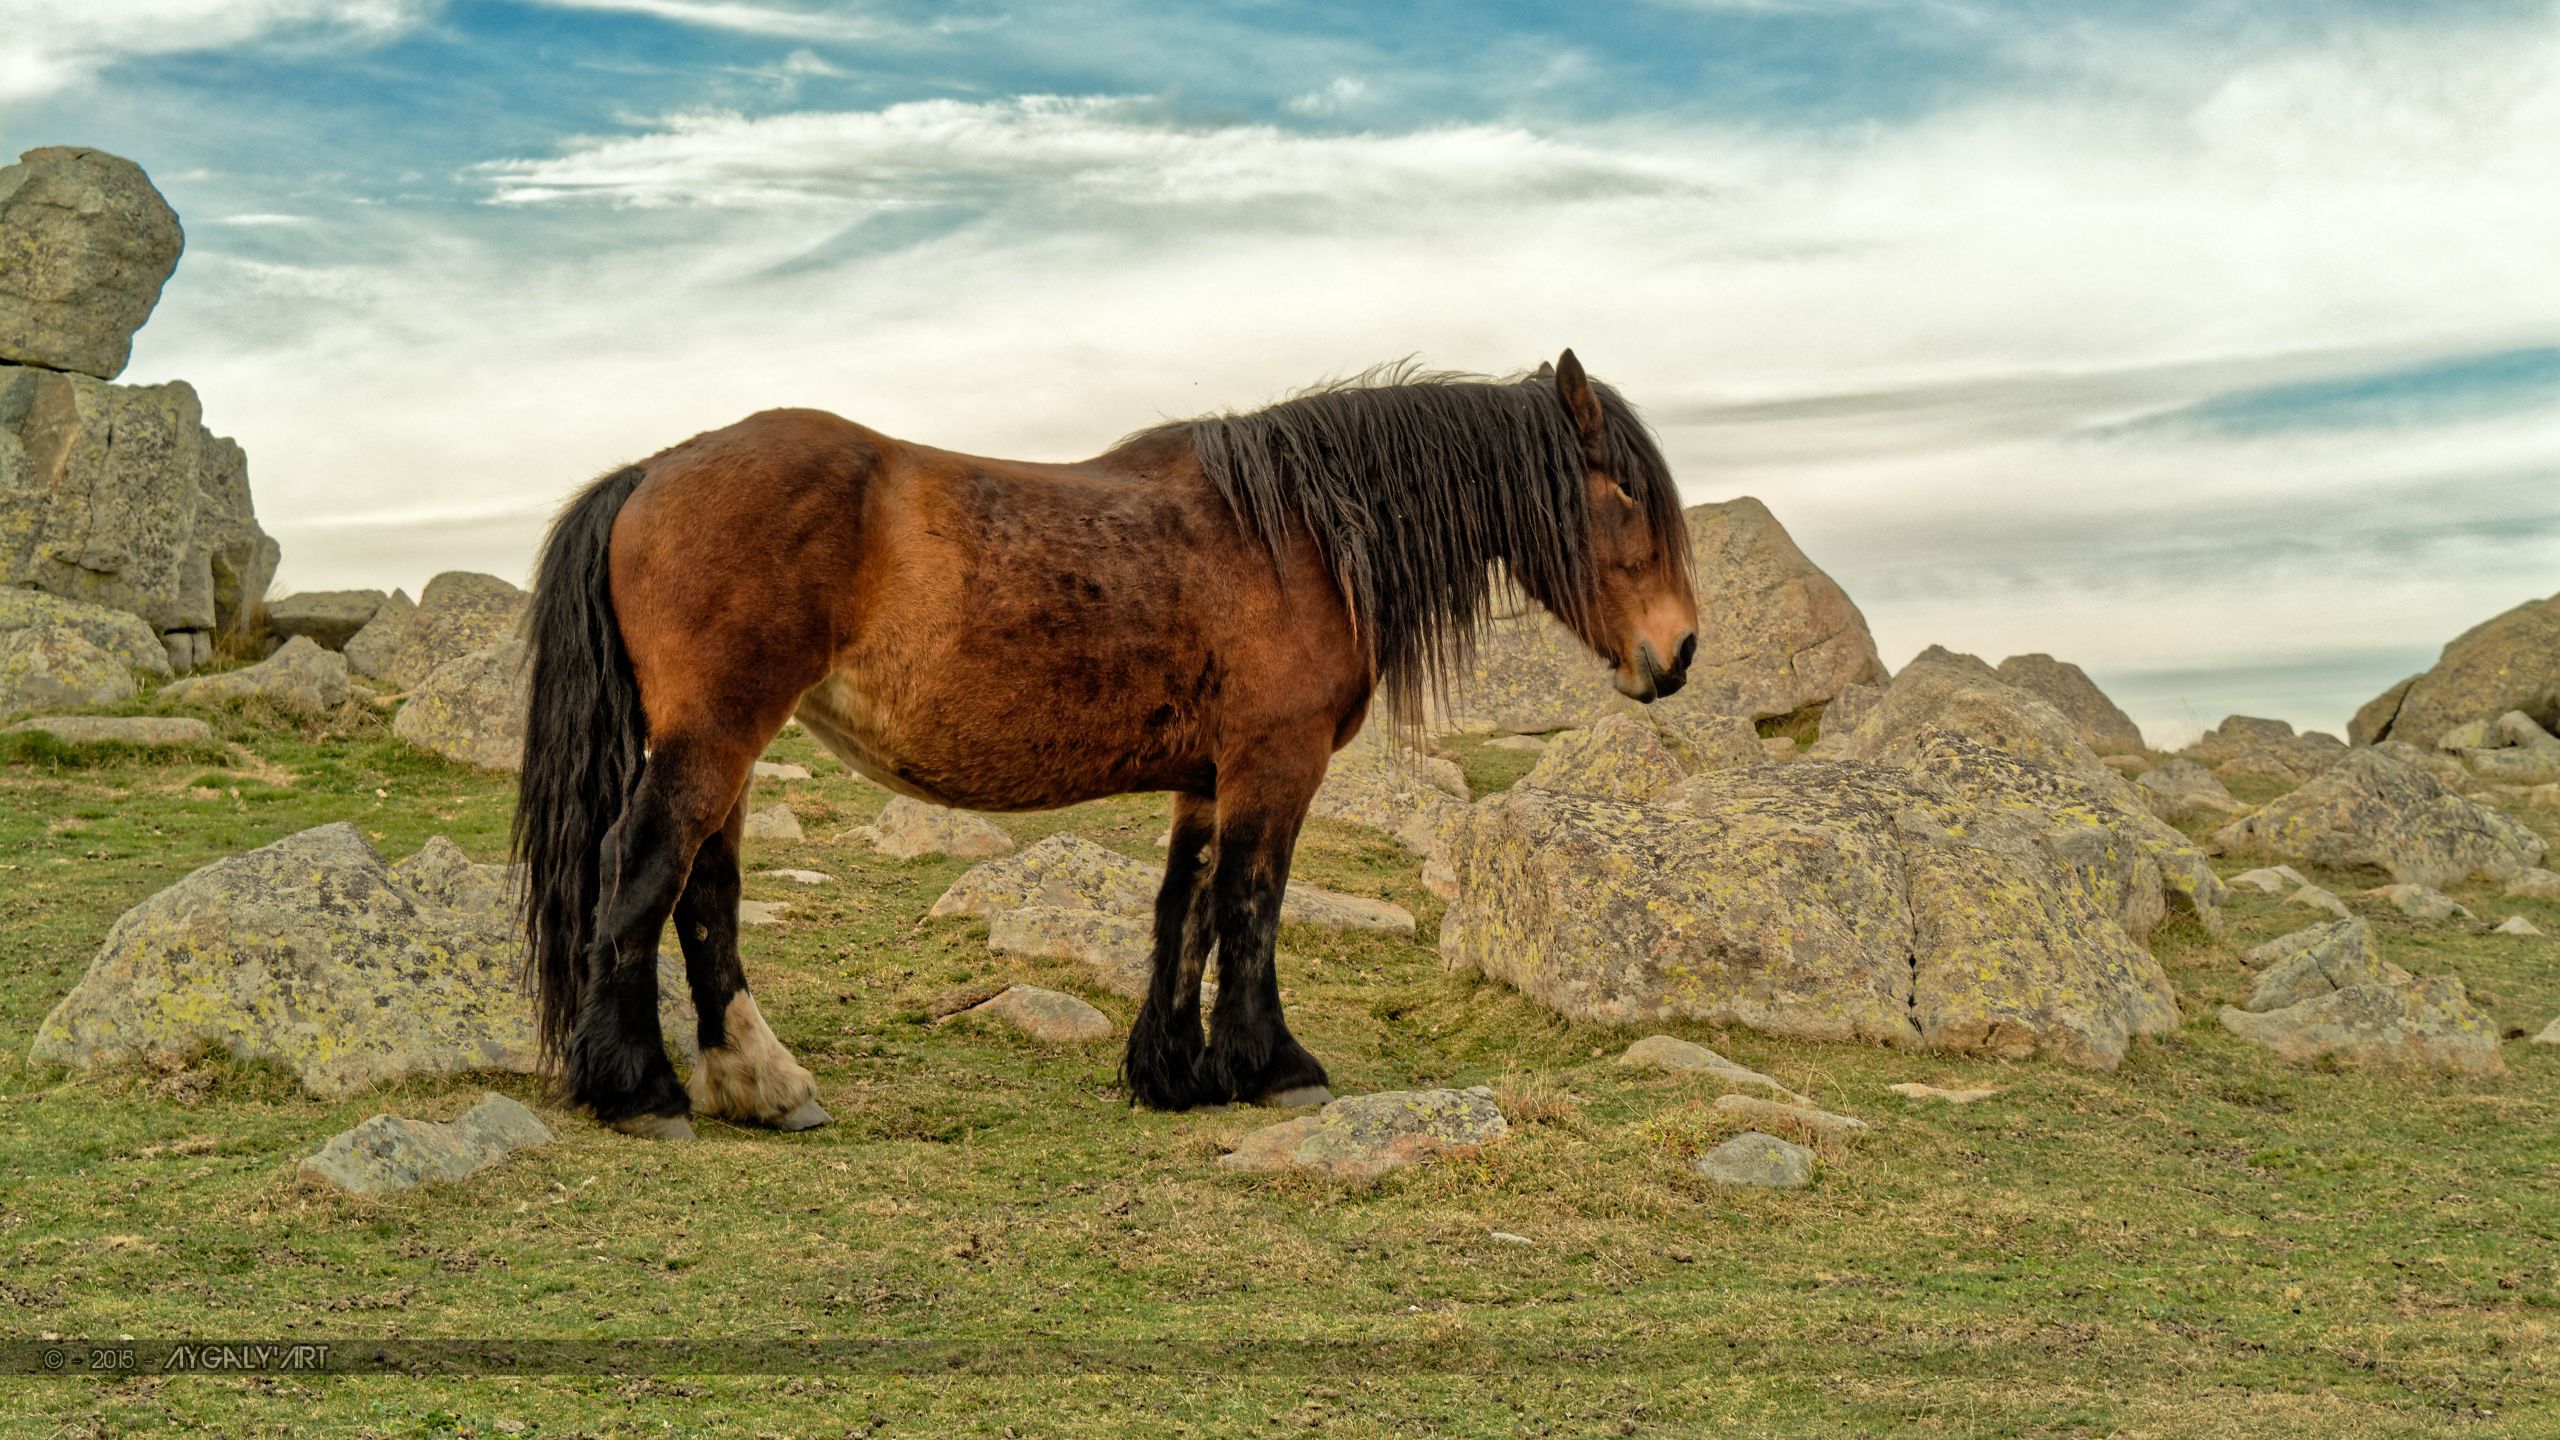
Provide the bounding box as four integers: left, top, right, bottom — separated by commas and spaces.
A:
513, 462, 652, 1066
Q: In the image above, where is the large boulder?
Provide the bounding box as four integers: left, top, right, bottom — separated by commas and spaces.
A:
340, 587, 414, 677
1994, 654, 2144, 754
2352, 592, 2560, 748
265, 589, 386, 651
1433, 497, 1884, 734
0, 586, 170, 676
393, 637, 526, 770
0, 148, 183, 381
2219, 976, 2502, 1075
348, 572, 524, 687
0, 624, 135, 714
1516, 713, 1686, 803
2209, 747, 2546, 887
1438, 762, 2183, 1070
163, 634, 348, 714
31, 826, 695, 1097
2183, 716, 2346, 784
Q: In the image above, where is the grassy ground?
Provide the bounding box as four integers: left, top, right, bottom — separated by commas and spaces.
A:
2, 694, 2556, 1438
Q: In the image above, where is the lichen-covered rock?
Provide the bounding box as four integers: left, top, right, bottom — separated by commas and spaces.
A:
2287, 884, 2352, 919
0, 148, 182, 380
29, 824, 695, 1096
265, 589, 385, 650
1648, 709, 1766, 773
339, 587, 414, 679
1433, 497, 1883, 734
1820, 681, 1881, 739
346, 572, 523, 687
860, 796, 1015, 860
1614, 1035, 1807, 1101
934, 833, 1413, 935
2350, 675, 2419, 747
959, 984, 1113, 1043
2135, 758, 2241, 822
2209, 747, 2546, 887
2506, 868, 2560, 901
1995, 653, 2144, 754
2465, 747, 2560, 785
2185, 715, 2347, 784
2373, 740, 2476, 791
1440, 762, 2182, 1070
5, 714, 209, 745
0, 586, 170, 676
1693, 1131, 1816, 1189
1518, 714, 1686, 803
2353, 591, 2560, 748
1813, 647, 2098, 778
2362, 883, 2472, 921
987, 905, 1156, 997
163, 635, 347, 714
1308, 731, 1468, 857
2244, 919, 2402, 1012
0, 624, 135, 713
2231, 865, 2308, 895
297, 1093, 551, 1196
1220, 1087, 1509, 1181
2219, 977, 2503, 1075
742, 804, 803, 842
393, 638, 525, 771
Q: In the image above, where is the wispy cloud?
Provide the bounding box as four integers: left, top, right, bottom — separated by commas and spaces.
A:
0, 0, 422, 100
519, 0, 881, 42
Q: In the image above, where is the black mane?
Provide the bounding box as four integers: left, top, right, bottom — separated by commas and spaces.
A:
1145, 363, 1687, 720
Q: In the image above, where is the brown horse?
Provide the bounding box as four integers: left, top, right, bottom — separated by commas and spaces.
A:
512, 352, 1699, 1138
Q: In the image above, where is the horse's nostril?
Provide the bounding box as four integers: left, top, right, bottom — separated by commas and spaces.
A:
1674, 632, 1697, 675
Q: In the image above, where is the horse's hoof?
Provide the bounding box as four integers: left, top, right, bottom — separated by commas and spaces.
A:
1257, 1085, 1334, 1109
611, 1113, 697, 1141
775, 1099, 833, 1131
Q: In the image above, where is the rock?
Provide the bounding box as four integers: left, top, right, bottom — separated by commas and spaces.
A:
2349, 675, 2419, 747
1433, 497, 1884, 734
297, 1093, 551, 1196
1692, 1131, 1816, 1189
1614, 1035, 1807, 1101
986, 905, 1158, 998
2218, 977, 2503, 1075
958, 984, 1113, 1043
753, 760, 811, 782
2287, 885, 2352, 919
30, 824, 696, 1096
2231, 865, 2309, 895
2505, 868, 2560, 901
2134, 758, 2241, 822
1439, 762, 2182, 1070
264, 589, 384, 650
4, 714, 209, 745
934, 833, 1413, 936
1759, 736, 1798, 760
1710, 1093, 1866, 1139
162, 635, 347, 714
0, 587, 170, 676
1220, 1087, 1509, 1181
1994, 653, 2144, 754
1487, 735, 1546, 753
860, 796, 1014, 860
2361, 883, 2472, 921
1517, 714, 1686, 802
2374, 740, 2476, 790
757, 868, 831, 886
2494, 915, 2545, 937
2437, 719, 2493, 752
346, 572, 523, 688
1308, 730, 1468, 858
2535, 1017, 2560, 1046
2464, 747, 2560, 785
2209, 748, 2545, 888
1649, 709, 1767, 773
737, 900, 786, 926
0, 624, 135, 713
742, 805, 804, 842
2184, 716, 2347, 784
0, 148, 183, 380
2244, 919, 2402, 1012
0, 366, 276, 642
2354, 591, 2560, 748
2495, 711, 2558, 749
392, 637, 525, 770
339, 587, 414, 678
1820, 680, 1881, 738
1886, 1082, 1997, 1104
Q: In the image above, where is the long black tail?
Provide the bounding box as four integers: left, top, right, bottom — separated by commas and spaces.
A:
513, 463, 652, 1066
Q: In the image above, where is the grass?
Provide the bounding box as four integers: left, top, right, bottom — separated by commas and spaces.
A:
2, 698, 2556, 1438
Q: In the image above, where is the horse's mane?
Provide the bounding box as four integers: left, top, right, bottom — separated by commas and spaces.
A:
1136, 362, 1688, 721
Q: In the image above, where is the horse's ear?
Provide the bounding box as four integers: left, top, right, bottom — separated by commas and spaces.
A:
1554, 348, 1606, 457
1532, 360, 1555, 381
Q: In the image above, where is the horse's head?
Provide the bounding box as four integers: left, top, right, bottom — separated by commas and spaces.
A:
1538, 350, 1698, 702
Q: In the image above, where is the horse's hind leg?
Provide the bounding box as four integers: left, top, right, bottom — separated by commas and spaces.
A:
1123, 791, 1218, 1110
568, 733, 756, 1138
1195, 751, 1334, 1109
675, 799, 827, 1129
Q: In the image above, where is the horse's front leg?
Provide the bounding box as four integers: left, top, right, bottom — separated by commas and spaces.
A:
1195, 766, 1333, 1109
1123, 790, 1218, 1110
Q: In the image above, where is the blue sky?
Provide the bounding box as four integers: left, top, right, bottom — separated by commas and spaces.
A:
5, 0, 2556, 744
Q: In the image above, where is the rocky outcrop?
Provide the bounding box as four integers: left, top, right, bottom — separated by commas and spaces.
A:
30, 825, 694, 1096
346, 572, 523, 688
2352, 592, 2560, 748
1517, 713, 1686, 803
859, 796, 1015, 860
2184, 716, 2346, 783
266, 589, 386, 651
393, 637, 525, 770
1994, 653, 2144, 754
1433, 497, 1884, 734
1220, 1087, 1509, 1181
2209, 747, 2545, 888
0, 148, 183, 380
298, 1093, 552, 1196
0, 624, 135, 714
2220, 976, 2502, 1075
163, 635, 348, 714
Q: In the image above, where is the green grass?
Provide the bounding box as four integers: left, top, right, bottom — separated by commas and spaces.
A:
2, 701, 2556, 1437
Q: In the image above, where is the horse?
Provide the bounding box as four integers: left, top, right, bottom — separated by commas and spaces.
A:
512, 351, 1700, 1138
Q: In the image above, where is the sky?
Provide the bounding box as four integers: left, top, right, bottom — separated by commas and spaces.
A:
4, 0, 2556, 747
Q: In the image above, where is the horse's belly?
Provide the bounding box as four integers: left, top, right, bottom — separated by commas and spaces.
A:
792, 669, 1205, 811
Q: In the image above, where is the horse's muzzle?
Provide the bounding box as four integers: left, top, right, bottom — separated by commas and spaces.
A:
1619, 631, 1698, 702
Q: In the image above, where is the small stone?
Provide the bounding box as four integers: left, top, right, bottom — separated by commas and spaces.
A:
1887, 1082, 1997, 1104
297, 1093, 551, 1195
861, 796, 1015, 860
1710, 1093, 1868, 1138
1615, 1035, 1808, 1101
2287, 885, 2351, 919
1220, 1086, 1509, 1181
959, 984, 1113, 1043
4, 715, 211, 746
345, 572, 524, 688
1489, 1230, 1535, 1245
2533, 1017, 2560, 1046
753, 761, 811, 781
2505, 868, 2560, 901
1278, 885, 1416, 937
756, 869, 831, 886
2361, 883, 2472, 921
2494, 915, 2544, 937
2232, 866, 2309, 895
1487, 735, 1547, 753
1693, 1131, 1816, 1189
743, 805, 803, 842
737, 900, 786, 927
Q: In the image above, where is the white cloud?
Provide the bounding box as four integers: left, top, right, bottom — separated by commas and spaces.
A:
520, 0, 879, 41
0, 0, 420, 100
